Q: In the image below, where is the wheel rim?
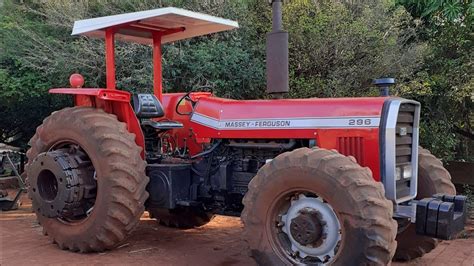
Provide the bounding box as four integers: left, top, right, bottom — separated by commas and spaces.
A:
29, 141, 97, 224
268, 191, 342, 264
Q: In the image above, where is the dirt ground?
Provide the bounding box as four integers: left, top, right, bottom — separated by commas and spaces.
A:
1, 194, 473, 266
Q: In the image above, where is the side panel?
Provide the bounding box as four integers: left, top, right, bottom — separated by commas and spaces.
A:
49, 88, 145, 157
189, 98, 385, 141
317, 128, 381, 181
161, 94, 386, 180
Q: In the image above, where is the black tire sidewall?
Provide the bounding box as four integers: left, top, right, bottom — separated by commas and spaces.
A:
28, 108, 138, 246
247, 166, 384, 265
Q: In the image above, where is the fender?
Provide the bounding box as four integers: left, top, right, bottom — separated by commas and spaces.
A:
49, 88, 145, 157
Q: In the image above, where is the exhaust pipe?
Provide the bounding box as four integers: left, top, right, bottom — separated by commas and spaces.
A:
266, 0, 289, 97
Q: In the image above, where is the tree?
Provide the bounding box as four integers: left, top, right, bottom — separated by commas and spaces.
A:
281, 0, 425, 98
397, 0, 473, 160
0, 0, 266, 146
2, 0, 468, 162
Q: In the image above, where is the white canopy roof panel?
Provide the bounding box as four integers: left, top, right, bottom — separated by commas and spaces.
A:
72, 7, 239, 44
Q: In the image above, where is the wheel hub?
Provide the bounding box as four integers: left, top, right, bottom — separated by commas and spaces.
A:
290, 210, 323, 246
27, 148, 96, 219
280, 194, 341, 263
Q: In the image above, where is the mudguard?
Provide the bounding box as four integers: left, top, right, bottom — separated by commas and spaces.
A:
49, 88, 145, 157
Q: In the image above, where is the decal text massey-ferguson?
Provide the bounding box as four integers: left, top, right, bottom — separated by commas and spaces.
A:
224, 120, 291, 128
191, 113, 380, 130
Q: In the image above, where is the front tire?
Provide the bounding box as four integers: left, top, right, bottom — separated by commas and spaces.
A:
242, 147, 397, 265
393, 147, 456, 261
26, 107, 148, 252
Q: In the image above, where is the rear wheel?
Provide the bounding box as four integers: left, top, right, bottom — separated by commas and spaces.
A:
26, 107, 148, 252
148, 207, 214, 229
393, 147, 456, 261
242, 147, 397, 265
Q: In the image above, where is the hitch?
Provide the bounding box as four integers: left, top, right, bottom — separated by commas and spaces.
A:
415, 194, 468, 240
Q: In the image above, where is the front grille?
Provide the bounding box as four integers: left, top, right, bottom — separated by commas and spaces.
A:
396, 104, 415, 164
395, 103, 416, 198
380, 99, 420, 203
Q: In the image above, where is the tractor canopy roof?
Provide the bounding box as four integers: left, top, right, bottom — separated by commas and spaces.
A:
72, 7, 239, 44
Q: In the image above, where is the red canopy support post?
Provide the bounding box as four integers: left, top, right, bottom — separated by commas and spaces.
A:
105, 28, 116, 90
152, 32, 163, 101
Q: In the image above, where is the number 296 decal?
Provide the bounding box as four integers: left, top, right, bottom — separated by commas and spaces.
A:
348, 119, 372, 126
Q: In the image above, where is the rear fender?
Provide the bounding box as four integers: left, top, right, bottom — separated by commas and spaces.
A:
49, 88, 145, 157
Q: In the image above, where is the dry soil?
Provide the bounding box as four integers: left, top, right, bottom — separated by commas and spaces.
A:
0, 194, 472, 266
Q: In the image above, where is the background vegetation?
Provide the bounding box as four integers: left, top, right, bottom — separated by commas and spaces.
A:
0, 0, 472, 161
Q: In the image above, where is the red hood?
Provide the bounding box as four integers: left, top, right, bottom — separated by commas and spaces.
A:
193, 96, 388, 120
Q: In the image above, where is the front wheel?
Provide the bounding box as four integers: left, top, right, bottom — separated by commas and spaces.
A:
393, 147, 456, 261
241, 147, 397, 265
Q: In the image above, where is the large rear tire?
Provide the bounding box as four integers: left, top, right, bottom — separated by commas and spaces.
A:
148, 207, 215, 229
26, 107, 148, 252
242, 147, 397, 265
393, 147, 456, 261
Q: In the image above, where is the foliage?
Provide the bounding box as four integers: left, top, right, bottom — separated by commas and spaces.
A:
0, 0, 472, 162
396, 0, 473, 22
0, 0, 266, 146
397, 0, 473, 161
283, 0, 425, 98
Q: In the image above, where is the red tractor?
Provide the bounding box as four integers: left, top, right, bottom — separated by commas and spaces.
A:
26, 2, 467, 265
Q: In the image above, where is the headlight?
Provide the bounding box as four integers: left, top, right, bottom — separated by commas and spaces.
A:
395, 167, 402, 181
403, 165, 412, 179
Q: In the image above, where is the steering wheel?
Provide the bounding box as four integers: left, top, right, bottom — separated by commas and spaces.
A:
175, 85, 214, 116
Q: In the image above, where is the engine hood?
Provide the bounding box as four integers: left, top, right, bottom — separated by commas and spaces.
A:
190, 96, 399, 132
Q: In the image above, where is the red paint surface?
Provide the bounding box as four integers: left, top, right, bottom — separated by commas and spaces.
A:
49, 89, 386, 180
50, 88, 145, 158
69, 74, 85, 88
161, 93, 213, 155
152, 33, 163, 101
50, 21, 388, 181
160, 94, 386, 180
105, 29, 116, 90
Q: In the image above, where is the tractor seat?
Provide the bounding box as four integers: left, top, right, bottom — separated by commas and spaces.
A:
132, 93, 183, 130
132, 94, 165, 118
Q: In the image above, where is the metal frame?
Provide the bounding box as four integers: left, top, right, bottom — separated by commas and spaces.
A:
46, 8, 239, 155
103, 25, 185, 101
70, 7, 238, 101
105, 28, 116, 90
71, 7, 239, 44
393, 203, 417, 220
0, 151, 27, 211
380, 98, 421, 203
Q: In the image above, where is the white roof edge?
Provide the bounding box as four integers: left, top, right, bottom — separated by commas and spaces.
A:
71, 7, 239, 41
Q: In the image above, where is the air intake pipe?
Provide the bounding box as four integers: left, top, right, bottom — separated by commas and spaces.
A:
373, 78, 395, 96
266, 0, 289, 97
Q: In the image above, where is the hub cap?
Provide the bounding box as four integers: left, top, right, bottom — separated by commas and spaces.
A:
290, 210, 323, 246
278, 194, 341, 264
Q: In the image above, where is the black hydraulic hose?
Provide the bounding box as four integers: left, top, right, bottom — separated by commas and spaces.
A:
190, 140, 222, 159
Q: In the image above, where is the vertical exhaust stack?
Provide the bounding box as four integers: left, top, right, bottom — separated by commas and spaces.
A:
266, 0, 289, 97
